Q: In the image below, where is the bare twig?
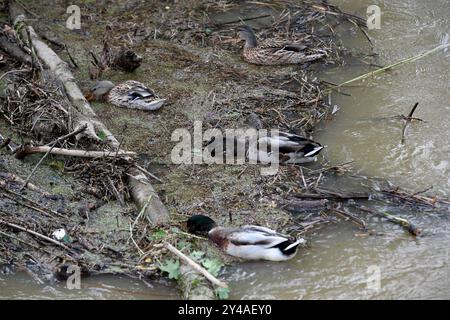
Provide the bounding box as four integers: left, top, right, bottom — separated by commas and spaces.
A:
330, 207, 367, 230
15, 145, 136, 159
165, 242, 228, 289
355, 205, 422, 236
0, 216, 75, 253
401, 102, 419, 144
0, 173, 51, 196
21, 125, 88, 190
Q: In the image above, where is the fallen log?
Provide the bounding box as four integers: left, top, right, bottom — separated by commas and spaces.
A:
15, 145, 136, 160
127, 168, 169, 226
8, 1, 169, 227
0, 33, 33, 65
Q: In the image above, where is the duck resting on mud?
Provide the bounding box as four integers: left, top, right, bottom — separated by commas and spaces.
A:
237, 25, 326, 65
187, 215, 305, 261
85, 80, 166, 111
205, 130, 324, 164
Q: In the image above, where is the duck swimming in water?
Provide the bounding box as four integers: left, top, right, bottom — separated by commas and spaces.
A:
187, 215, 305, 261
237, 25, 326, 65
86, 80, 166, 111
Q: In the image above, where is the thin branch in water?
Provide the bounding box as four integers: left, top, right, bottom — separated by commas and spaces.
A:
401, 102, 419, 144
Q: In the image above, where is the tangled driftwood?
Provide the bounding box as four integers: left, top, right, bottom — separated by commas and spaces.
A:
7, 1, 169, 226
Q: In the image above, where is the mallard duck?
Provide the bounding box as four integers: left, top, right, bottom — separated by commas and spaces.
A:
187, 215, 304, 261
237, 25, 326, 65
205, 130, 323, 164
85, 80, 166, 111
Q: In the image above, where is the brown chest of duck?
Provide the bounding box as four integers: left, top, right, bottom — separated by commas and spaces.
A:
237, 25, 326, 66
85, 80, 166, 111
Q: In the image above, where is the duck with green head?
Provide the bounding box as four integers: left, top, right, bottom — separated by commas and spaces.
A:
237, 25, 326, 65
85, 80, 166, 111
187, 215, 305, 261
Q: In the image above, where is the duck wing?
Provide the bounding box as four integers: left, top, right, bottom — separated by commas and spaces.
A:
110, 80, 166, 111
227, 226, 291, 249
256, 40, 326, 64
259, 131, 323, 157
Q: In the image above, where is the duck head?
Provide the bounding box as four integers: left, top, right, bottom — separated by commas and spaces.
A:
85, 80, 115, 102
237, 25, 257, 48
187, 215, 217, 236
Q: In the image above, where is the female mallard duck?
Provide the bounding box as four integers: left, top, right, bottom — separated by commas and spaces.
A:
187, 215, 305, 261
86, 80, 166, 111
237, 25, 326, 65
205, 130, 323, 164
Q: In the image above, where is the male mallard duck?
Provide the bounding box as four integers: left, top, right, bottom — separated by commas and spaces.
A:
187, 215, 305, 261
237, 25, 326, 65
205, 130, 323, 164
85, 80, 166, 111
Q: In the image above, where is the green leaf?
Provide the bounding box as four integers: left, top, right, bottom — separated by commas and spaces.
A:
150, 229, 166, 241
96, 131, 107, 141
159, 259, 180, 280
170, 226, 181, 234
176, 240, 191, 251
201, 258, 224, 277
48, 160, 65, 172
189, 250, 205, 262
216, 287, 230, 300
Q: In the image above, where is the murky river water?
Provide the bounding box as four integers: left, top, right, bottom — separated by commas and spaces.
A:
1, 0, 449, 299
227, 0, 450, 299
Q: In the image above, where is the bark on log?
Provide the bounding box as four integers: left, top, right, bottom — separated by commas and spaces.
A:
14, 145, 136, 159
0, 34, 33, 65
179, 264, 216, 300
127, 168, 169, 226
7, 1, 169, 227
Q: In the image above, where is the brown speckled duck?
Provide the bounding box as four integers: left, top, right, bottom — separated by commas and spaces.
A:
237, 25, 326, 65
86, 80, 166, 111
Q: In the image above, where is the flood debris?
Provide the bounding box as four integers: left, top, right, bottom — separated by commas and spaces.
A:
0, 0, 448, 300
400, 102, 422, 144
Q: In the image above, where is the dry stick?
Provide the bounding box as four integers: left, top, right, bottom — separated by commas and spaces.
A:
401, 102, 419, 144
0, 187, 65, 218
108, 176, 125, 207
0, 35, 33, 65
330, 207, 367, 230
0, 173, 51, 196
326, 43, 450, 92
15, 145, 136, 160
21, 125, 88, 190
348, 18, 373, 47
355, 205, 422, 236
0, 216, 75, 253
165, 242, 228, 289
216, 14, 272, 25
10, 9, 169, 226
134, 164, 162, 183
0, 68, 29, 82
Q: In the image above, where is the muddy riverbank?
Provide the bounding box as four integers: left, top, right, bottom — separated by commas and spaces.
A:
1, 0, 449, 299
